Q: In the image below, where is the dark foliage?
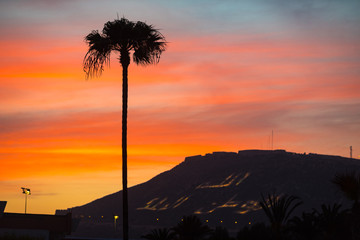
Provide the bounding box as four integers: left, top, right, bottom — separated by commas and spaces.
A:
259, 193, 302, 239
83, 17, 166, 79
141, 228, 176, 240
332, 172, 360, 239
332, 171, 360, 212
236, 223, 272, 240
208, 226, 233, 240
172, 215, 212, 240
288, 211, 319, 240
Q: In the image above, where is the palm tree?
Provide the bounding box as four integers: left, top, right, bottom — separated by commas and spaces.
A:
332, 172, 360, 213
172, 215, 212, 240
259, 193, 303, 240
83, 17, 166, 240
332, 172, 360, 239
142, 228, 176, 240
315, 203, 349, 239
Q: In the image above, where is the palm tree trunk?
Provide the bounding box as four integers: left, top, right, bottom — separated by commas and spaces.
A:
122, 63, 129, 240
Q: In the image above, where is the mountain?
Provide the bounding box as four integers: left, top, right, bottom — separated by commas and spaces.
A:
57, 150, 360, 238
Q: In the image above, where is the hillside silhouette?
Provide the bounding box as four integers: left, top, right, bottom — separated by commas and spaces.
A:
57, 150, 360, 237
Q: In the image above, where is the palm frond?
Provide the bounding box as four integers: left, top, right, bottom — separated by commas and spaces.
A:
83, 30, 112, 79
103, 18, 135, 50
284, 195, 303, 222
333, 172, 360, 202
260, 193, 303, 226
83, 17, 166, 79
172, 215, 211, 238
141, 228, 175, 240
132, 21, 167, 65
260, 193, 276, 223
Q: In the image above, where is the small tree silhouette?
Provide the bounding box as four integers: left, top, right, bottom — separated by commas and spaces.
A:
288, 211, 319, 240
141, 228, 175, 240
172, 215, 212, 240
236, 223, 271, 240
208, 226, 231, 240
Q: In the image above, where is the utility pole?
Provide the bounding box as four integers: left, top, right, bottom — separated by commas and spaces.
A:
271, 130, 274, 150
350, 146, 352, 158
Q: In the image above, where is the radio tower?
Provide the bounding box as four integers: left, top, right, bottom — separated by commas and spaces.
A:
350, 146, 352, 158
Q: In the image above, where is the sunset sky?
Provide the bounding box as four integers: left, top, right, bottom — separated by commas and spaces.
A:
1, 0, 359, 214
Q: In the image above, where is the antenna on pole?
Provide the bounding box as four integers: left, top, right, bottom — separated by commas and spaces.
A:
350, 146, 352, 158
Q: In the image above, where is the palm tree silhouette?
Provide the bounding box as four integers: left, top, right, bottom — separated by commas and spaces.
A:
172, 215, 212, 240
332, 172, 360, 239
259, 193, 302, 240
83, 17, 166, 240
332, 172, 360, 213
288, 211, 319, 240
141, 228, 175, 240
315, 203, 349, 239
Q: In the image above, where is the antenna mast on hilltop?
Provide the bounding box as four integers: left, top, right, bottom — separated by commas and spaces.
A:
267, 130, 274, 150
350, 146, 352, 158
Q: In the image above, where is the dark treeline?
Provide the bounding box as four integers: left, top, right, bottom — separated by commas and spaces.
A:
141, 172, 360, 240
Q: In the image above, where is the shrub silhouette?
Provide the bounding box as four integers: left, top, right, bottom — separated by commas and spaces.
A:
141, 228, 175, 240
236, 222, 271, 240
208, 226, 232, 240
288, 211, 319, 240
172, 215, 211, 240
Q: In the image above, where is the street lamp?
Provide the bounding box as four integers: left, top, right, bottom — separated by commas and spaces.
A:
21, 187, 31, 214
114, 215, 119, 231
